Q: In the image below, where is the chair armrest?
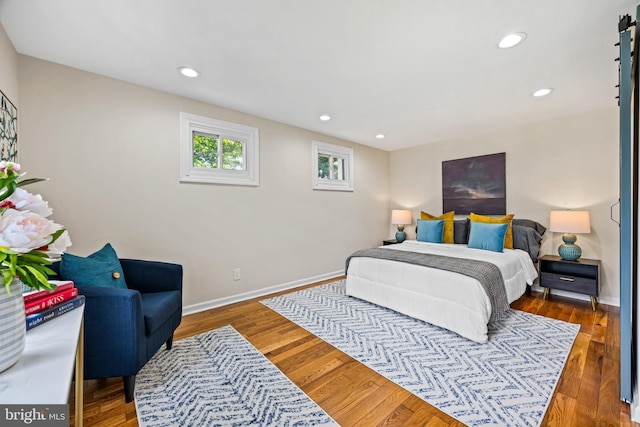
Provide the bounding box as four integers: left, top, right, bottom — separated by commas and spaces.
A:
120, 259, 183, 294
77, 286, 147, 377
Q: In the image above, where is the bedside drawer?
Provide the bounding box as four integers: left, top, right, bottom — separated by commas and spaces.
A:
540, 272, 597, 295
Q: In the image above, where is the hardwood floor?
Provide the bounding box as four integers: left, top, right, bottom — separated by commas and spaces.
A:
69, 277, 638, 426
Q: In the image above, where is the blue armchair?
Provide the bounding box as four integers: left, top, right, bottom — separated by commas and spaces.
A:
51, 258, 183, 402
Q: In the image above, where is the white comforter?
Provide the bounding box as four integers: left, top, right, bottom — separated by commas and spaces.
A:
345, 240, 538, 343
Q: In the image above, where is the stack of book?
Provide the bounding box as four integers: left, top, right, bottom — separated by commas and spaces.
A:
23, 280, 85, 330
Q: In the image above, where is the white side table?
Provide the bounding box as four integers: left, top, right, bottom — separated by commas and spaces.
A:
0, 306, 85, 426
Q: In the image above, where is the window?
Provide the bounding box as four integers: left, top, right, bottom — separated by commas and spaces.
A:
180, 113, 259, 186
312, 141, 354, 191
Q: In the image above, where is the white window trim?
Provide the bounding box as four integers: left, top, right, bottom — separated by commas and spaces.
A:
180, 112, 259, 186
312, 140, 354, 191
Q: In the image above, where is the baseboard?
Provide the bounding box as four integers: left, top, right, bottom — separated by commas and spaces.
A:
182, 270, 344, 316
530, 285, 620, 307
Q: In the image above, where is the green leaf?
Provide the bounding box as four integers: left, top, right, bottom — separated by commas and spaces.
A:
17, 252, 51, 265
17, 177, 48, 187
2, 269, 13, 293
0, 181, 17, 202
17, 253, 46, 263
16, 265, 54, 290
0, 246, 18, 255
48, 229, 65, 245
37, 265, 56, 277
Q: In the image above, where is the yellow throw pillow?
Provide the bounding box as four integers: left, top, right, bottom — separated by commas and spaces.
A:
469, 213, 515, 249
420, 211, 455, 243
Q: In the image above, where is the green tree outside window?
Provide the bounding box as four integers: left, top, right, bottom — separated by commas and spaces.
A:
193, 132, 245, 170
193, 133, 218, 168
318, 154, 330, 178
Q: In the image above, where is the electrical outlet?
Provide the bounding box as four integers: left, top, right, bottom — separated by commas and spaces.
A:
233, 268, 241, 281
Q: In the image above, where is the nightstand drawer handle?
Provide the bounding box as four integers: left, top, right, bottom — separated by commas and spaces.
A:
559, 277, 574, 282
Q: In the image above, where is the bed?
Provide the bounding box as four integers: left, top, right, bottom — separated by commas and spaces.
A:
345, 218, 544, 343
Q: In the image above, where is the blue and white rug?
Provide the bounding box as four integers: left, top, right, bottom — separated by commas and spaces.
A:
261, 280, 580, 427
135, 325, 338, 427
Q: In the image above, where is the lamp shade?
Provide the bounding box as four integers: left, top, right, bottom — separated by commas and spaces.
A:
549, 210, 591, 234
391, 210, 412, 225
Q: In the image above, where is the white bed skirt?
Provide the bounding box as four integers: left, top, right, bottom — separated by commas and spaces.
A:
345, 241, 538, 343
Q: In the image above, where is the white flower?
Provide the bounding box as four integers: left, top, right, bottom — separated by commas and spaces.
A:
0, 209, 59, 253
45, 230, 72, 258
5, 188, 53, 217
0, 164, 71, 291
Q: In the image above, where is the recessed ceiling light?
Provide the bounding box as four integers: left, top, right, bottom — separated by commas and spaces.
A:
375, 133, 386, 139
532, 88, 553, 97
319, 115, 331, 121
178, 67, 199, 78
497, 32, 527, 49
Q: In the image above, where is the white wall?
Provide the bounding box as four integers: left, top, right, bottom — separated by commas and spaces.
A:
389, 107, 620, 305
0, 23, 18, 111
17, 55, 390, 308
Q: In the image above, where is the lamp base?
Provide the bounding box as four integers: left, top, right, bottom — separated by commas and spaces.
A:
395, 225, 406, 243
558, 233, 581, 261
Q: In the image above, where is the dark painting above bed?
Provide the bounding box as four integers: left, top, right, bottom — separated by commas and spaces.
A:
442, 152, 505, 215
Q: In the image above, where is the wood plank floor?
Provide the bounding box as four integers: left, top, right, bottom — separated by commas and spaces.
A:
69, 277, 638, 426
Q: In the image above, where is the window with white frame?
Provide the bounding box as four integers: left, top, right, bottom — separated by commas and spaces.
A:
180, 113, 259, 186
312, 141, 354, 191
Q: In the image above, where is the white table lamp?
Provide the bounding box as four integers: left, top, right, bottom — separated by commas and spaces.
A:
549, 210, 591, 261
391, 210, 412, 243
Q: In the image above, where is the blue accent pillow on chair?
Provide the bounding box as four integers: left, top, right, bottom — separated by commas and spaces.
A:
60, 243, 128, 288
417, 219, 445, 243
468, 222, 509, 252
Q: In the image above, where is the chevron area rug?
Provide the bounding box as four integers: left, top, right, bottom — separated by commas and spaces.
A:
134, 325, 338, 427
261, 280, 580, 427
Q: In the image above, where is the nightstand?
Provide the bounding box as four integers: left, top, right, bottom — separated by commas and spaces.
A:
538, 255, 600, 311
383, 239, 399, 245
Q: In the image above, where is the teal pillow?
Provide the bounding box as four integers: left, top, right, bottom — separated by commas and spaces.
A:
468, 222, 509, 253
416, 219, 445, 243
60, 243, 128, 288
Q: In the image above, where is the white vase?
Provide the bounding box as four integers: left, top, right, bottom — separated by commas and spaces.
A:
0, 279, 26, 373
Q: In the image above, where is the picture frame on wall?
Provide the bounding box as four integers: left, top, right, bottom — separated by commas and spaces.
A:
0, 90, 17, 162
442, 152, 506, 215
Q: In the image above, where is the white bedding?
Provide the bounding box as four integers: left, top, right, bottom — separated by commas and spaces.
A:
345, 240, 538, 343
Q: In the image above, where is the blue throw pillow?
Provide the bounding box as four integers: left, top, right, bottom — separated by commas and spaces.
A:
468, 222, 509, 252
416, 219, 445, 243
60, 243, 128, 288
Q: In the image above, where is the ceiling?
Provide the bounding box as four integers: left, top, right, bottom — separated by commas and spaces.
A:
0, 0, 637, 151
